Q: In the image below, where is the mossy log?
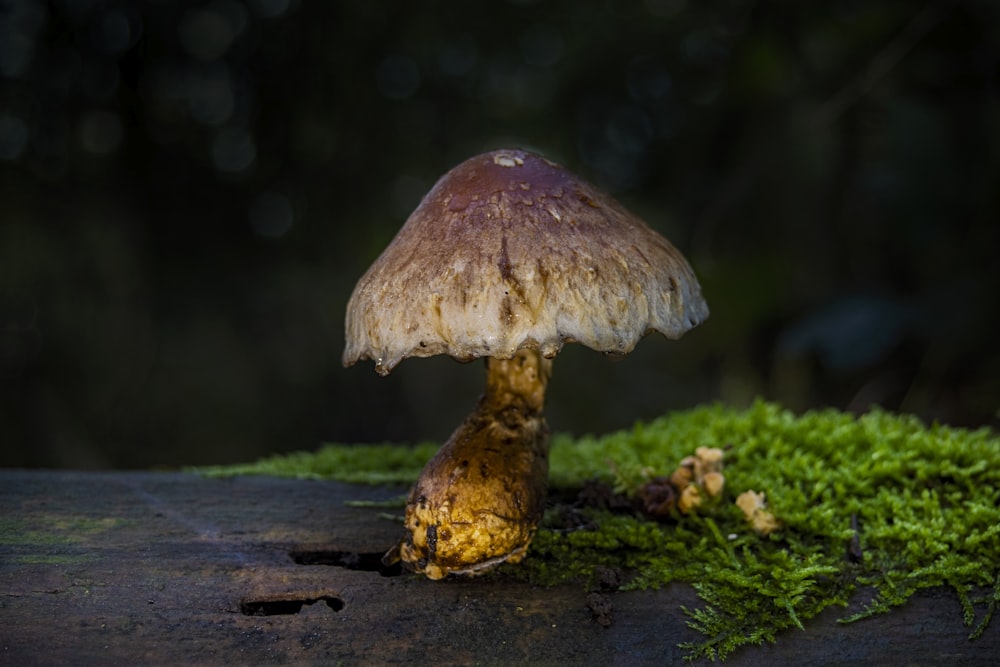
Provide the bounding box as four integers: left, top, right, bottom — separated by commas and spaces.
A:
0, 471, 996, 665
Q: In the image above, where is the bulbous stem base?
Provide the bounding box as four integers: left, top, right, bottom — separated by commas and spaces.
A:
387, 349, 552, 579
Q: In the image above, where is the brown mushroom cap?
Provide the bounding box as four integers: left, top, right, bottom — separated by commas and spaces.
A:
343, 149, 709, 375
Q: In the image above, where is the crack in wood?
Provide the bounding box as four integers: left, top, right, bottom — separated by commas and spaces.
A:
288, 548, 402, 577
240, 596, 345, 616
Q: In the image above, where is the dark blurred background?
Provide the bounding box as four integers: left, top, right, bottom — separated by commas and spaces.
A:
1, 0, 998, 469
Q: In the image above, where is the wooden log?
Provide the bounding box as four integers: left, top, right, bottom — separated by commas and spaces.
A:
0, 471, 995, 665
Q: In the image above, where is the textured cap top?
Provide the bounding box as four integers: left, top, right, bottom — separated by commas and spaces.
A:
343, 149, 709, 375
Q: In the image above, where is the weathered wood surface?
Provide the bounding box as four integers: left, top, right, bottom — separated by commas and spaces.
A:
0, 471, 996, 666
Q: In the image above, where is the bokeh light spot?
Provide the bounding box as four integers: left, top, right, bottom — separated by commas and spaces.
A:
627, 56, 673, 100
178, 2, 247, 61
249, 191, 294, 238
186, 65, 236, 126
211, 126, 256, 174
0, 0, 47, 78
91, 9, 143, 56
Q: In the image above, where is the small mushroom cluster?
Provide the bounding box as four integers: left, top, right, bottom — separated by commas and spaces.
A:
635, 448, 784, 536
735, 490, 781, 536
635, 446, 726, 519
671, 446, 726, 513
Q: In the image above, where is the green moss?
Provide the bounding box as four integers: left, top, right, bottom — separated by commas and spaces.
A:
0, 516, 124, 546
195, 441, 441, 484
194, 400, 1000, 661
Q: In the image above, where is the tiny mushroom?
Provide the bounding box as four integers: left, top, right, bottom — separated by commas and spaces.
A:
736, 490, 781, 536
343, 148, 709, 579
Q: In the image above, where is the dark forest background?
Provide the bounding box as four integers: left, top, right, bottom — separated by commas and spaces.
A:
2, 0, 998, 468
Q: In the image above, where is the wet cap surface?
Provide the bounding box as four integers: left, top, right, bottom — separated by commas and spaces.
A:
343, 149, 709, 375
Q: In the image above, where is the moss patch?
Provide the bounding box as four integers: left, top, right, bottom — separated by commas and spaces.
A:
194, 400, 1000, 660
197, 441, 440, 484
0, 516, 124, 546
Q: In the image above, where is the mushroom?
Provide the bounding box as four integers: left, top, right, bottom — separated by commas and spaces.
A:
736, 490, 781, 536
343, 148, 709, 579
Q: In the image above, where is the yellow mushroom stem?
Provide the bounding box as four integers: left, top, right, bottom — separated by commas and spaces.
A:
386, 348, 552, 579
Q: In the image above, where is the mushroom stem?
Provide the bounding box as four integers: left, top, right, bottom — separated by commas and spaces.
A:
389, 348, 552, 579
482, 346, 551, 416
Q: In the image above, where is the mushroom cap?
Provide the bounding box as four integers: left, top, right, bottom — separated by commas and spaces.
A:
343, 149, 709, 375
